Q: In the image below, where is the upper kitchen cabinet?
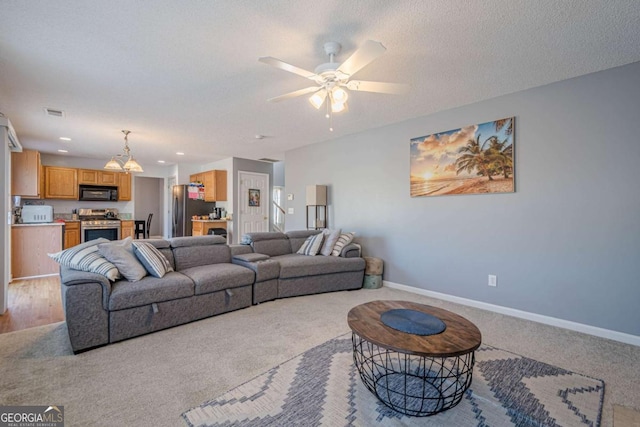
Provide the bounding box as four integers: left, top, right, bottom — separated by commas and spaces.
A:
11, 149, 41, 198
44, 166, 78, 199
189, 170, 227, 202
118, 173, 132, 201
79, 169, 118, 186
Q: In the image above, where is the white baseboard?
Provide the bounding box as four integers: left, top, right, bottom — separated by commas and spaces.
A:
383, 280, 640, 347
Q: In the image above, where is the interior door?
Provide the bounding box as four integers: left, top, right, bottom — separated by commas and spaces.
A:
238, 171, 269, 236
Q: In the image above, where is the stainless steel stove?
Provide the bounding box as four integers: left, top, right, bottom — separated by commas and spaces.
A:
79, 208, 121, 242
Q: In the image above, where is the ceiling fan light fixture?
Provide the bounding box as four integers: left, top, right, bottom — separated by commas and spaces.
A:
332, 87, 349, 103
331, 101, 346, 113
309, 90, 327, 109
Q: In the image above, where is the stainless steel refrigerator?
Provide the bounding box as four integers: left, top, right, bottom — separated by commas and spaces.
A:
171, 185, 216, 237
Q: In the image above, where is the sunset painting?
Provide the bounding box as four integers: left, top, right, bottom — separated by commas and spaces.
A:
410, 117, 515, 197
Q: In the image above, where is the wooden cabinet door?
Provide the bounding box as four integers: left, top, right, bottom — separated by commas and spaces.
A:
99, 171, 117, 185
64, 222, 80, 249
78, 169, 98, 184
200, 170, 227, 201
118, 173, 132, 201
11, 149, 41, 197
12, 225, 63, 278
121, 220, 134, 239
45, 167, 78, 199
192, 221, 203, 236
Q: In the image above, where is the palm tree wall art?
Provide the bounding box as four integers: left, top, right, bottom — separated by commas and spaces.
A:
410, 117, 515, 197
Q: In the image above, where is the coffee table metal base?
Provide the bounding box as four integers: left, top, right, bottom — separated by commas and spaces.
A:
352, 333, 475, 417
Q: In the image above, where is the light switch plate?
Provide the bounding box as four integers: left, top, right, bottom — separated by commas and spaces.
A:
287, 194, 294, 201
288, 208, 294, 214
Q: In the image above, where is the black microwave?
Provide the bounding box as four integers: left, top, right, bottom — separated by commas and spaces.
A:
79, 185, 119, 201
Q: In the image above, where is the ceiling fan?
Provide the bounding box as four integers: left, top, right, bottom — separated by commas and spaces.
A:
259, 40, 408, 128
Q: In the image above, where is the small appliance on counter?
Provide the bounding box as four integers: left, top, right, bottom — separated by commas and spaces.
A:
21, 205, 54, 223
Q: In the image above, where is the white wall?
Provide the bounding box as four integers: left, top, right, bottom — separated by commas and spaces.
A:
285, 61, 640, 337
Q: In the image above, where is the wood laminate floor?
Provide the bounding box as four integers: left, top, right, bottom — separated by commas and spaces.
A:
0, 276, 64, 334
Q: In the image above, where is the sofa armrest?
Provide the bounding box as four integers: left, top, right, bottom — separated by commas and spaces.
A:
60, 266, 111, 310
340, 243, 362, 258
230, 244, 254, 256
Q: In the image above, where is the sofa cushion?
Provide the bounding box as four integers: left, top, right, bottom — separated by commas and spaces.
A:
48, 238, 121, 281
132, 242, 174, 278
172, 244, 231, 270
273, 253, 366, 279
170, 235, 227, 247
297, 233, 325, 256
180, 264, 255, 295
109, 271, 195, 310
233, 253, 270, 262
246, 233, 292, 257
98, 237, 147, 282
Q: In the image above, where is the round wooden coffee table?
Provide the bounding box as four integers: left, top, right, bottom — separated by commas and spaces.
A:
347, 300, 482, 417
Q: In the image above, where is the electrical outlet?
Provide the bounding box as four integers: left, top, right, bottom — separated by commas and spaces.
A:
488, 274, 497, 287
287, 208, 294, 214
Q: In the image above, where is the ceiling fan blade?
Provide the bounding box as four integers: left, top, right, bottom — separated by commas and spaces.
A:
259, 57, 319, 80
337, 40, 386, 77
346, 80, 410, 94
267, 86, 321, 103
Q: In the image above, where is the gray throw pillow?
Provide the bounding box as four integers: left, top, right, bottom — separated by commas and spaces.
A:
48, 238, 121, 281
132, 242, 174, 278
320, 228, 342, 256
297, 233, 325, 256
98, 237, 147, 282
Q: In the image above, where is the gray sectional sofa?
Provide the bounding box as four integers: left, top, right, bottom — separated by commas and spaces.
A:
60, 231, 364, 353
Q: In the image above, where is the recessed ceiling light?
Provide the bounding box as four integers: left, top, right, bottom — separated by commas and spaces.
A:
59, 137, 71, 141
57, 149, 68, 153
176, 152, 185, 156
157, 160, 165, 163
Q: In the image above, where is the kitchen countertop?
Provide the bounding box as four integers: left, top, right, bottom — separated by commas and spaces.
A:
12, 222, 64, 227
191, 219, 228, 222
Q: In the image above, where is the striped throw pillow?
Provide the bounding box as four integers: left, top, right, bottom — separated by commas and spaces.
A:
330, 232, 355, 256
296, 233, 325, 256
132, 242, 174, 278
48, 238, 121, 281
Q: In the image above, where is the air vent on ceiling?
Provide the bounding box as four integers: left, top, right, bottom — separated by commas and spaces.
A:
44, 107, 65, 118
258, 158, 280, 163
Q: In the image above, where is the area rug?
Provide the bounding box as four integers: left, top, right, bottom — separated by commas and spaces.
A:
182, 334, 604, 426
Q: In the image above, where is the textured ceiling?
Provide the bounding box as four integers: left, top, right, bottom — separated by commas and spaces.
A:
1, 0, 639, 166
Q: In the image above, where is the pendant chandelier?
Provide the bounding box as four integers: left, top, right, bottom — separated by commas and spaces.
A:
104, 130, 143, 173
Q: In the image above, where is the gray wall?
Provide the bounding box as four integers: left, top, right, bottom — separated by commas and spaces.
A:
285, 61, 640, 336
273, 161, 285, 187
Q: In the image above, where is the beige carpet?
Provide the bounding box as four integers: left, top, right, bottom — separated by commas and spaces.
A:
0, 286, 638, 426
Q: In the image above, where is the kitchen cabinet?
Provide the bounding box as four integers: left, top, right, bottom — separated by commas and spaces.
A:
45, 166, 78, 199
118, 173, 132, 201
192, 220, 227, 236
121, 220, 134, 239
189, 170, 227, 202
78, 169, 118, 186
64, 221, 80, 249
11, 149, 41, 198
11, 224, 63, 279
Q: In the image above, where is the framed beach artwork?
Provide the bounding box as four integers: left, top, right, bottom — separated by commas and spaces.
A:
248, 189, 260, 207
410, 117, 515, 197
